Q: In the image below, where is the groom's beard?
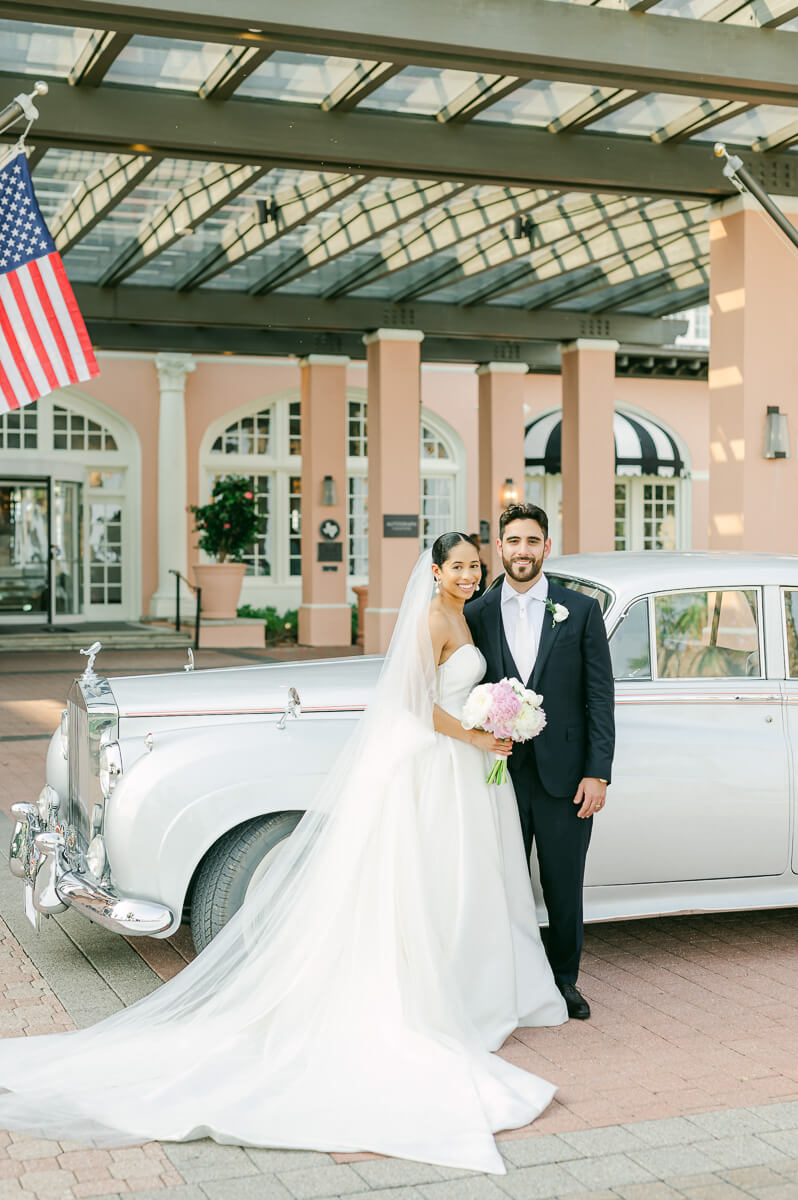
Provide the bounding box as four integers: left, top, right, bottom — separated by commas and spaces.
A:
502, 549, 545, 585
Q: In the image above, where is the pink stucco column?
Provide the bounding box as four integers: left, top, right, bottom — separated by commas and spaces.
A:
297, 355, 351, 646
362, 329, 424, 654
560, 339, 618, 553
476, 363, 527, 577
708, 195, 798, 551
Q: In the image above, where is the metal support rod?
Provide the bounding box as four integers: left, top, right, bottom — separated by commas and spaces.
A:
194, 588, 202, 651
0, 81, 48, 136
715, 142, 798, 254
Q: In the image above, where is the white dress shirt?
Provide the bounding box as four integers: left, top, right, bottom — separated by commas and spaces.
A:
501, 572, 549, 681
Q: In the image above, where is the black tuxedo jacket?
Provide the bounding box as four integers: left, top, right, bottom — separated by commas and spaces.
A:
465, 578, 615, 797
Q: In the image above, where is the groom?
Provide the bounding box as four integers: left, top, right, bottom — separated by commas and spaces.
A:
465, 504, 615, 1019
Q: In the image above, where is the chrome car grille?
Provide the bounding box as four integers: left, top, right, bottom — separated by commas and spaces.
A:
66, 678, 118, 848
67, 697, 90, 842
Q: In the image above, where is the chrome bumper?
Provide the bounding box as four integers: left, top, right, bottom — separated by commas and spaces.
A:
9, 802, 174, 936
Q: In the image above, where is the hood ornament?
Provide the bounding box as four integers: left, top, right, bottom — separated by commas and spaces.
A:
79, 641, 102, 683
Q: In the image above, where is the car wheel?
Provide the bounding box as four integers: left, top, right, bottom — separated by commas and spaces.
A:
190, 811, 303, 952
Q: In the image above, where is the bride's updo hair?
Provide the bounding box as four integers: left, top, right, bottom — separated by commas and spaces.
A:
431, 531, 473, 568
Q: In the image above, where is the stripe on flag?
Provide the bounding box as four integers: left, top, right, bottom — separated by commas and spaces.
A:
0, 150, 98, 414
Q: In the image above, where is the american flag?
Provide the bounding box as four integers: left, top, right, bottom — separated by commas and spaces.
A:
0, 150, 98, 414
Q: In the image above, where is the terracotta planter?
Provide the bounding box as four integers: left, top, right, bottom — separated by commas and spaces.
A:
193, 562, 246, 620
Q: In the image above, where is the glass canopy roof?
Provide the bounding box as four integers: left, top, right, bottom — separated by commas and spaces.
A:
0, 0, 794, 357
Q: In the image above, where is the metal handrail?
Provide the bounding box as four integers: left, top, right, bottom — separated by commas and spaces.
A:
168, 569, 202, 650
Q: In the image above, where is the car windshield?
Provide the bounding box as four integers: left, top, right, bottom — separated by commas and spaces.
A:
547, 574, 613, 614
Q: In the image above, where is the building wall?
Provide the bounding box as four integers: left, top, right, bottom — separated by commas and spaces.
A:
20, 353, 710, 618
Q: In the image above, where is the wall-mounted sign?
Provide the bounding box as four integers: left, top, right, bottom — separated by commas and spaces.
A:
319, 519, 341, 541
479, 519, 491, 544
318, 542, 343, 563
383, 514, 419, 538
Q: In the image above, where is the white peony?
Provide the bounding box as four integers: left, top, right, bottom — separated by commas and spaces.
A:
515, 702, 547, 739
552, 603, 569, 624
461, 685, 493, 730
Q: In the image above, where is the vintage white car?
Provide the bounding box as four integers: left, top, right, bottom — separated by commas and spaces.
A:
9, 551, 798, 952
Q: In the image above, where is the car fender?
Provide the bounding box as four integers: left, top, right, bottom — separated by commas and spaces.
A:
104, 716, 355, 928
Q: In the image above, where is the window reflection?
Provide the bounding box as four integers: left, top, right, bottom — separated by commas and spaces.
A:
654, 590, 760, 679
610, 598, 651, 680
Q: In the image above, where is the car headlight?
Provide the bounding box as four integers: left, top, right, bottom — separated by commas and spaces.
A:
60, 709, 68, 760
86, 835, 107, 880
36, 785, 60, 823
98, 739, 122, 799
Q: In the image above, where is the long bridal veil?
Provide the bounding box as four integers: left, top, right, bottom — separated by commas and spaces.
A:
0, 549, 554, 1173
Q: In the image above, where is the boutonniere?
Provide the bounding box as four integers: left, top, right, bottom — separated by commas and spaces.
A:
545, 598, 569, 628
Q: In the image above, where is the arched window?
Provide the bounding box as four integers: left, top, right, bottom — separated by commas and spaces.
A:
53, 405, 118, 452
524, 407, 690, 553
419, 422, 457, 550
346, 402, 465, 577
0, 393, 139, 621
200, 398, 302, 604
0, 406, 38, 451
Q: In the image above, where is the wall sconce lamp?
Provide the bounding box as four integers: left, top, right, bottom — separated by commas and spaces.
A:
500, 478, 519, 507
321, 474, 339, 506
763, 406, 791, 459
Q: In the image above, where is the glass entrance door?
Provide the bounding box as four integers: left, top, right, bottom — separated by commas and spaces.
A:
53, 481, 82, 618
0, 480, 50, 620
0, 478, 83, 622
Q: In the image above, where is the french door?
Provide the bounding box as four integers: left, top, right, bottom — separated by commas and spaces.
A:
0, 476, 82, 624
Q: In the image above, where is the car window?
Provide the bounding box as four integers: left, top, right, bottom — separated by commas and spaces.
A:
654, 589, 761, 679
610, 599, 651, 680
547, 575, 612, 614
784, 590, 798, 677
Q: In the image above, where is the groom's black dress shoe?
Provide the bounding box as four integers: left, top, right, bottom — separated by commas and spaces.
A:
558, 983, 590, 1020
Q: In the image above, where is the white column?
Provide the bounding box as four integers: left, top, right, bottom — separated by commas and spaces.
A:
150, 353, 195, 619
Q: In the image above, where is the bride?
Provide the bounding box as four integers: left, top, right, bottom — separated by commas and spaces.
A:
0, 533, 566, 1175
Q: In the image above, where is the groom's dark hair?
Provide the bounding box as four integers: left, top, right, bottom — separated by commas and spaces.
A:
499, 503, 549, 540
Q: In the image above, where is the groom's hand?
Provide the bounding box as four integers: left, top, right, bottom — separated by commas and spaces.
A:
574, 777, 607, 818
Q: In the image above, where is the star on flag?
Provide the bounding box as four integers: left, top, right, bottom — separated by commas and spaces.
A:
0, 150, 98, 413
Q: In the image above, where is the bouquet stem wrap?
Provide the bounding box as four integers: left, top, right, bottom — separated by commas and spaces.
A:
486, 755, 509, 788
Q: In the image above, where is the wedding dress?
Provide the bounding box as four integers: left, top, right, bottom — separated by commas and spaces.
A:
0, 551, 566, 1175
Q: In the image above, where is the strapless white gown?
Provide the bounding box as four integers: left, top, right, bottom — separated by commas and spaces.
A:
0, 644, 566, 1175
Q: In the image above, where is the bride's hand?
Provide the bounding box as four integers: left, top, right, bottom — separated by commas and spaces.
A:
470, 731, 512, 757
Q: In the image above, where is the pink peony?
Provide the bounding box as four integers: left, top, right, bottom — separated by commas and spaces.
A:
461, 677, 546, 787
244, 491, 254, 499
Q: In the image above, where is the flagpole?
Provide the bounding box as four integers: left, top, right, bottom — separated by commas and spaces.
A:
715, 141, 798, 256
0, 81, 48, 136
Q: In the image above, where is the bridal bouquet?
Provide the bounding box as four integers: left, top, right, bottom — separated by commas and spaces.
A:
461, 678, 546, 786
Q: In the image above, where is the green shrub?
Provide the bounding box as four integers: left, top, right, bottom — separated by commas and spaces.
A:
237, 604, 298, 645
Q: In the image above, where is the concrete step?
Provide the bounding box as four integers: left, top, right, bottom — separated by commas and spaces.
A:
0, 624, 193, 652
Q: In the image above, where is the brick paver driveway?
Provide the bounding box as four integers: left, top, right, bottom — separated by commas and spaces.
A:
0, 648, 797, 1200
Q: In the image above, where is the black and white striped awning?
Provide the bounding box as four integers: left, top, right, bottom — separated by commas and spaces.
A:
525, 410, 685, 478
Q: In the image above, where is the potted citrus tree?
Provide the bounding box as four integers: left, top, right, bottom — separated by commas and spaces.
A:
190, 476, 260, 620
